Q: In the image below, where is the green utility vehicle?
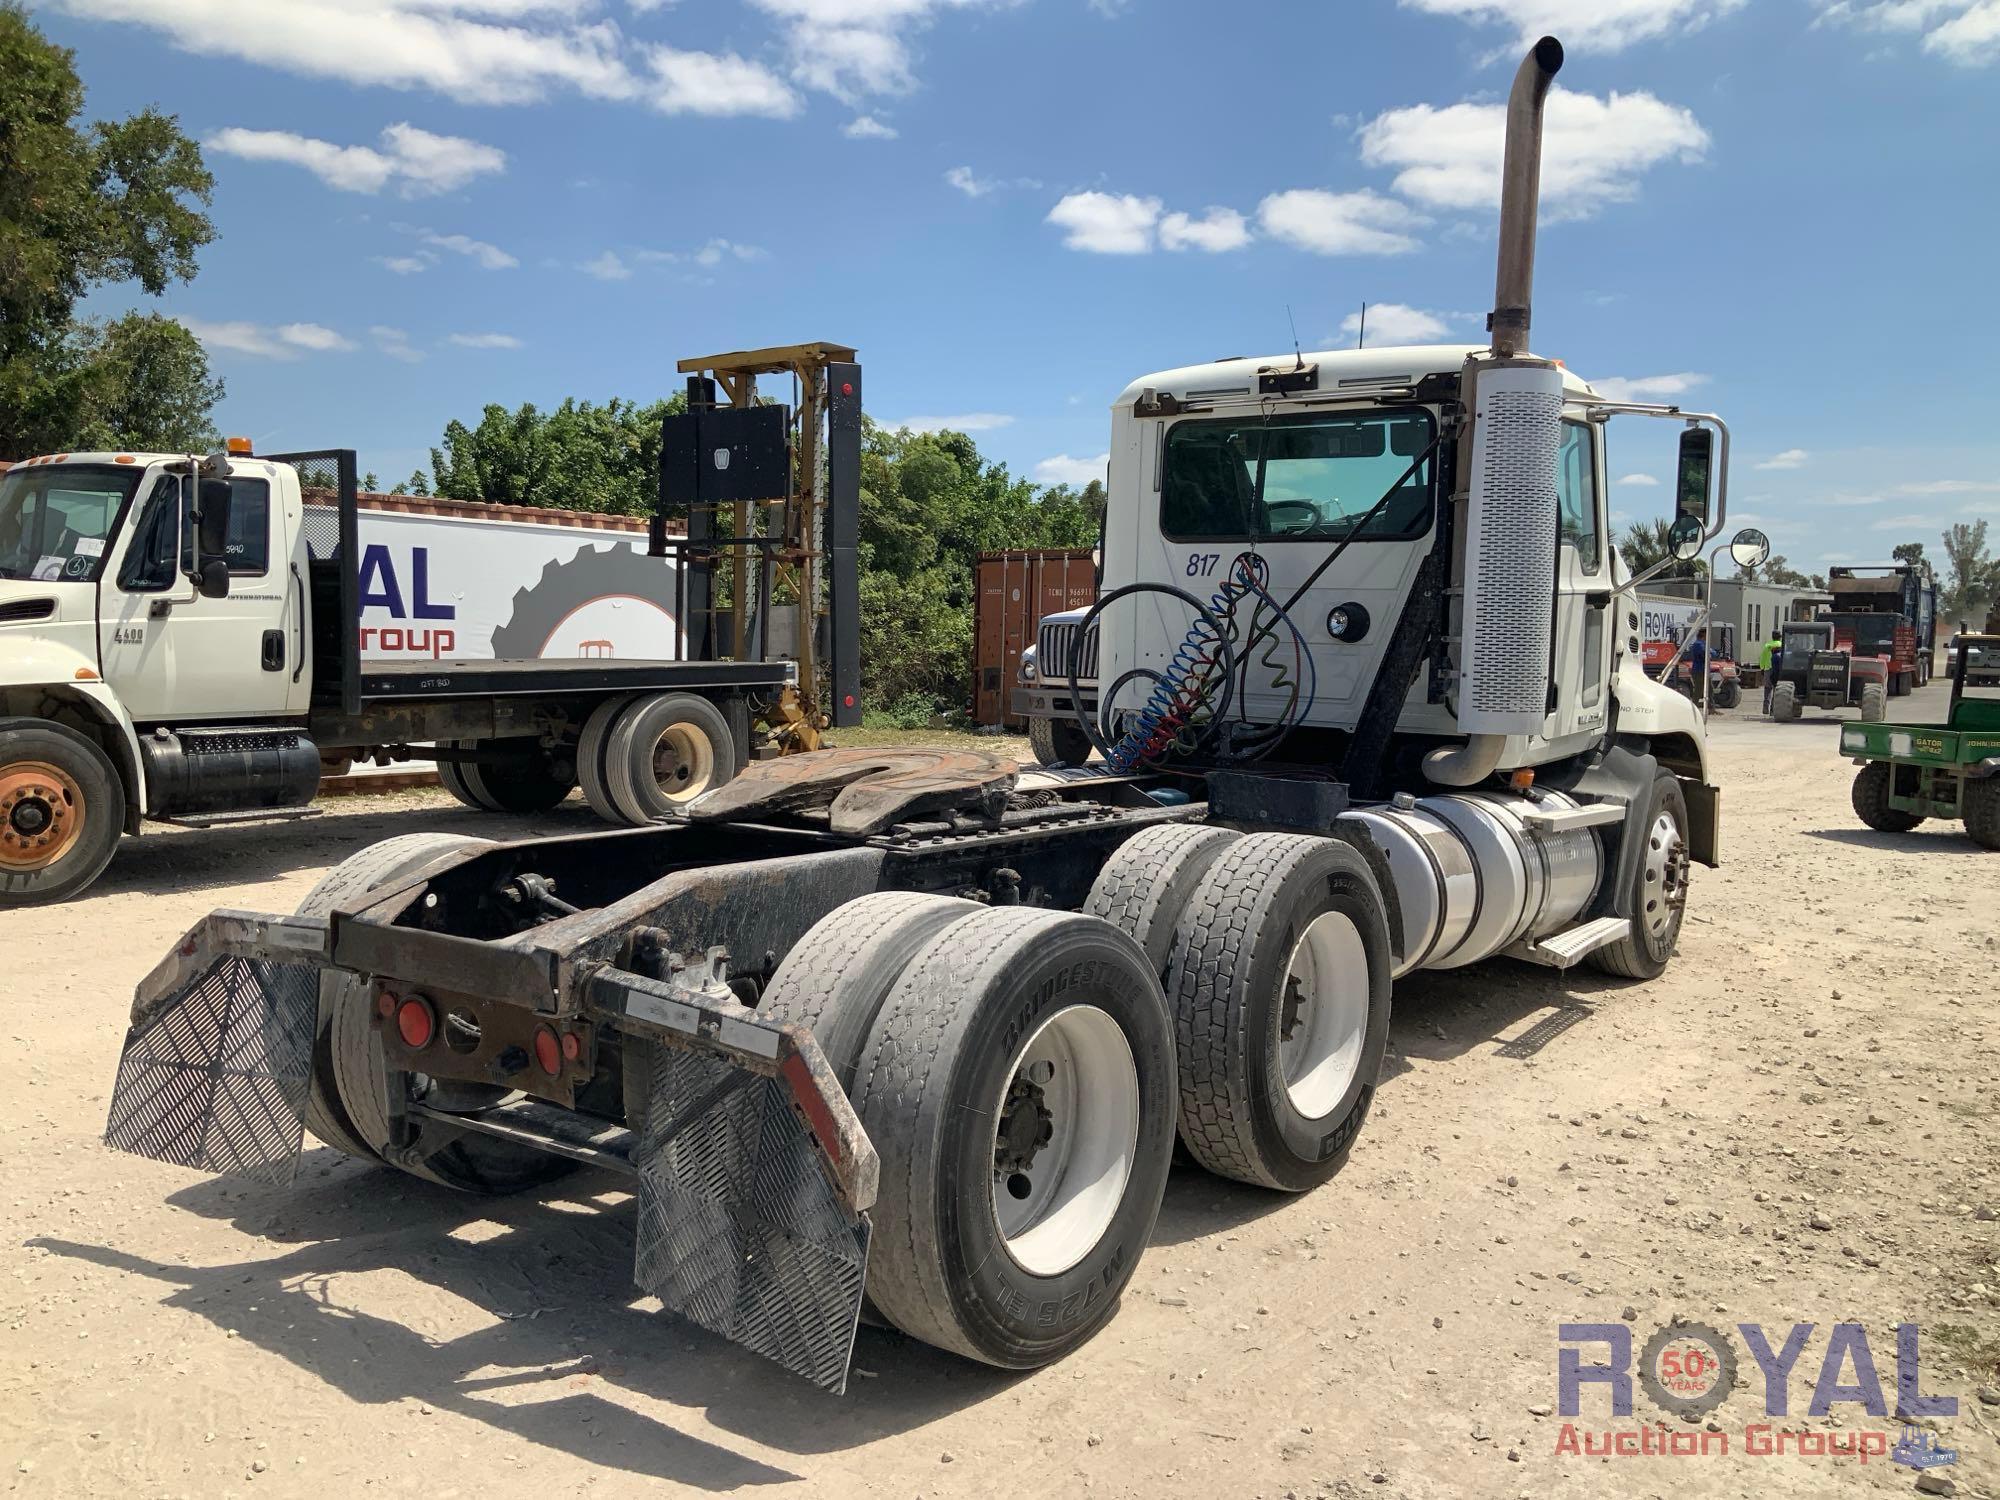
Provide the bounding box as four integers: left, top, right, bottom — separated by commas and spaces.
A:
1842, 632, 2000, 848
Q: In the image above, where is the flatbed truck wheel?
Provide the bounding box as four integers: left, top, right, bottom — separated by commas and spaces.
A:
1965, 778, 2000, 851
1027, 715, 1093, 769
0, 719, 125, 906
1588, 773, 1690, 981
850, 906, 1175, 1368
604, 693, 736, 823
462, 740, 577, 814
294, 833, 497, 1164
1168, 833, 1393, 1192
575, 694, 638, 822
1860, 682, 1888, 722
1085, 822, 1242, 981
1770, 682, 1799, 721
1851, 762, 1922, 834
436, 744, 495, 811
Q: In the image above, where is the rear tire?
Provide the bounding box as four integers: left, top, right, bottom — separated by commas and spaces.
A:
1027, 715, 1093, 769
1168, 833, 1393, 1192
850, 907, 1175, 1368
1714, 680, 1742, 710
435, 745, 494, 811
1964, 778, 2000, 851
1770, 682, 1799, 721
1860, 682, 1888, 722
1852, 761, 1922, 834
604, 693, 736, 823
1085, 822, 1242, 982
1588, 773, 1690, 981
462, 740, 576, 814
0, 719, 124, 906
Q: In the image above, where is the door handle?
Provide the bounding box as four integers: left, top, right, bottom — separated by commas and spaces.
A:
261, 629, 285, 672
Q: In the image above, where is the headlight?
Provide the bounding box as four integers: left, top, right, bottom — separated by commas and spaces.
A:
1018, 646, 1039, 683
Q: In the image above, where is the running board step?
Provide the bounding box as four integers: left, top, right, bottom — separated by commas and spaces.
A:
1507, 916, 1632, 969
154, 806, 323, 829
1518, 800, 1625, 833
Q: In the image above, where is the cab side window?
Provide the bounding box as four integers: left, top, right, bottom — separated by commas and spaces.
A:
1557, 422, 1601, 576
117, 477, 272, 592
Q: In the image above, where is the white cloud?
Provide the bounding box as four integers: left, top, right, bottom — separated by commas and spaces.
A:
635, 237, 768, 269
371, 325, 424, 363
897, 413, 1015, 434
1818, 494, 1886, 506
580, 249, 633, 280
54, 0, 817, 115
1756, 448, 1810, 471
1159, 207, 1251, 253
843, 113, 898, 139
946, 165, 995, 198
1401, 0, 1745, 55
1871, 512, 1937, 530
1615, 472, 1660, 487
748, 0, 1016, 103
181, 317, 355, 359
1339, 302, 1456, 343
1589, 371, 1710, 401
448, 332, 525, 349
1256, 190, 1427, 256
374, 254, 433, 274
420, 230, 518, 269
1047, 192, 1162, 254
1035, 453, 1110, 488
645, 44, 799, 116
209, 122, 506, 197
1358, 87, 1708, 218
1816, 0, 2000, 66
1899, 478, 2000, 494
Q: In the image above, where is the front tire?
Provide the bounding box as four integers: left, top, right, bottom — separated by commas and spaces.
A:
1027, 715, 1093, 769
1964, 778, 2000, 851
1852, 762, 1922, 834
1860, 682, 1888, 722
851, 907, 1175, 1368
1770, 682, 1799, 721
1168, 833, 1394, 1192
0, 719, 125, 906
1589, 773, 1690, 981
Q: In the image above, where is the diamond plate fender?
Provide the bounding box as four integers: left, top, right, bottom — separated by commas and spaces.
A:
104, 911, 328, 1187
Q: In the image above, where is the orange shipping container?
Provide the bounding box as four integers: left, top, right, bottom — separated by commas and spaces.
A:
973, 549, 1096, 727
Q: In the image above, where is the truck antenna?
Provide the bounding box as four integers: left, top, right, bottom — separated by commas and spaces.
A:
1286, 305, 1304, 370
1356, 302, 1368, 350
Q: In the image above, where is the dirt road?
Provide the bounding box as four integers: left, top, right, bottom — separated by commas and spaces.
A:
4, 705, 1995, 1499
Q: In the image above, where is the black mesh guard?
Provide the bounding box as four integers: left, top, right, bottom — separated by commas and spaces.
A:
630, 1042, 871, 1393
103, 954, 318, 1187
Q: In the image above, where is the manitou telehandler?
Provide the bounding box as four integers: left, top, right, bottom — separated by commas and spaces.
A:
103, 38, 1735, 1392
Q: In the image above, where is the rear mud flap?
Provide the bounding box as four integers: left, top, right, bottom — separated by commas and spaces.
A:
629, 1040, 871, 1393
103, 912, 326, 1187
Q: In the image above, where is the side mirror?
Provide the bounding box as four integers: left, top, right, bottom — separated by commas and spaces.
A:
1729, 527, 1770, 571
198, 558, 231, 599
195, 478, 234, 559
1667, 514, 1704, 562
1675, 427, 1714, 528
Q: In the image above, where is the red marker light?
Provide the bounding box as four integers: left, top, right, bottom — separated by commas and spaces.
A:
533, 1026, 563, 1076
561, 1031, 582, 1062
396, 997, 436, 1049
844, 694, 856, 707
840, 382, 853, 396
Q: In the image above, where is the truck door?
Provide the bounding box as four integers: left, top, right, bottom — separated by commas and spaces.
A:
98, 470, 296, 722
1549, 419, 1612, 736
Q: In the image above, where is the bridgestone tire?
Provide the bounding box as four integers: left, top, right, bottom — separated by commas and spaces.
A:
1860, 682, 1888, 723
1588, 773, 1690, 981
1964, 778, 2000, 852
1027, 715, 1093, 769
317, 834, 574, 1193
0, 718, 125, 906
294, 833, 494, 1163
1168, 833, 1393, 1192
1852, 762, 1922, 834
851, 907, 1175, 1368
1085, 823, 1242, 982
1770, 682, 1799, 722
462, 740, 576, 814
576, 694, 638, 822
435, 745, 495, 811
604, 693, 736, 823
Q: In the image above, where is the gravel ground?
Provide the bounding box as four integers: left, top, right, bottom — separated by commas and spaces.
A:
2, 698, 1995, 1500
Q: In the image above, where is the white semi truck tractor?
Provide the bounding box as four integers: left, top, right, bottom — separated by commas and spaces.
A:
103, 37, 1748, 1391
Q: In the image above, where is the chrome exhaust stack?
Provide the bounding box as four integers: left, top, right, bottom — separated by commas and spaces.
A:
1424, 34, 1566, 789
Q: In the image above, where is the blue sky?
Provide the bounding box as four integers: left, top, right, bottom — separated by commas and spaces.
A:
37, 0, 2000, 578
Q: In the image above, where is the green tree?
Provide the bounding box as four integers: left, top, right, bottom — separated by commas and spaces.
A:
429, 395, 680, 513
1941, 520, 1992, 624
1617, 519, 1706, 582
66, 312, 221, 450
0, 3, 217, 454
1892, 540, 1926, 568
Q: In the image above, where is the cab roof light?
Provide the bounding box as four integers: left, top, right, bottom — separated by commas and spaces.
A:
226, 436, 253, 456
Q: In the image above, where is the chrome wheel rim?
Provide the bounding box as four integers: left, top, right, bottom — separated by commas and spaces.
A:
1277, 911, 1370, 1118
1641, 809, 1689, 944
990, 1004, 1138, 1277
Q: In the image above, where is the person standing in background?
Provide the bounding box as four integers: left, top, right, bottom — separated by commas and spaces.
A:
1761, 629, 1783, 712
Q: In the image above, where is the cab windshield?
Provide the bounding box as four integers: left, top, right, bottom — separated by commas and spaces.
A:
0, 465, 143, 583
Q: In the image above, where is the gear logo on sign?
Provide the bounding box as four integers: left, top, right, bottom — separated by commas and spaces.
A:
1638, 1321, 1738, 1417
490, 543, 679, 661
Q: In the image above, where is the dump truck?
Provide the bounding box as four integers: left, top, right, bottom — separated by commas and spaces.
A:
1827, 561, 1937, 692
0, 348, 864, 905
102, 37, 1732, 1392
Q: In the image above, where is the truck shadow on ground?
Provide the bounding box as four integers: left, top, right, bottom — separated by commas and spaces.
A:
1802, 826, 1987, 855
83, 795, 599, 901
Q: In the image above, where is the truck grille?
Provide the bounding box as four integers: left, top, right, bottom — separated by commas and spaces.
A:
1039, 619, 1099, 685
